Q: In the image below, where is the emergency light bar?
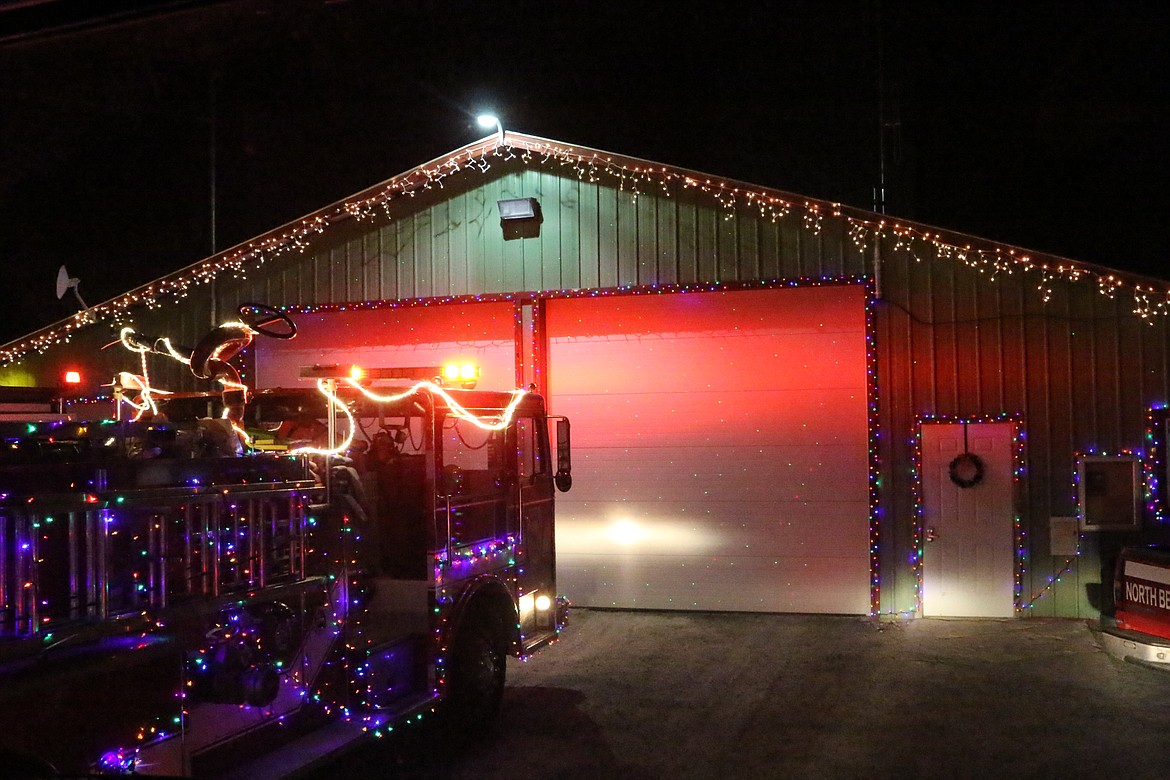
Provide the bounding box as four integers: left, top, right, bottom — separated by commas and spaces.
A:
300, 365, 443, 381
299, 363, 479, 388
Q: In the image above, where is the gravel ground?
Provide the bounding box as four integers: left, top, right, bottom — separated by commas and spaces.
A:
315, 608, 1170, 779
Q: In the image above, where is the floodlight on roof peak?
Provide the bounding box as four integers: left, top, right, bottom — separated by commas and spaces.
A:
476, 114, 505, 144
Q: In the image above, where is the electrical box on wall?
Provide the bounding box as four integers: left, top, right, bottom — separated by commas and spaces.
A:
1078, 455, 1141, 531
1049, 516, 1079, 556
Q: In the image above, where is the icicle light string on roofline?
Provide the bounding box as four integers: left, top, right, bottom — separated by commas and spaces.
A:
7, 136, 1170, 365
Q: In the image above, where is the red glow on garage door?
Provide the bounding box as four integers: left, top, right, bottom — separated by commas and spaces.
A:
548, 285, 870, 614
255, 303, 516, 389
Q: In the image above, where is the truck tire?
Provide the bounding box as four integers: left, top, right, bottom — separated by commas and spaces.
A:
445, 609, 506, 738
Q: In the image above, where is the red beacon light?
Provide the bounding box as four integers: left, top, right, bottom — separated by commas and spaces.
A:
63, 370, 82, 385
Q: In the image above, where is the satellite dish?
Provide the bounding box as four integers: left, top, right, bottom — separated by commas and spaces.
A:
55, 265, 88, 310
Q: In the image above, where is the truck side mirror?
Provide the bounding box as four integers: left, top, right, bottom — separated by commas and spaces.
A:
554, 417, 572, 492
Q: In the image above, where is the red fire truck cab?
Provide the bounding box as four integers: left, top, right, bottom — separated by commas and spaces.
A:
0, 351, 571, 776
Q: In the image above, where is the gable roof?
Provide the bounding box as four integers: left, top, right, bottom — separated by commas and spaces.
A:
4, 130, 1168, 365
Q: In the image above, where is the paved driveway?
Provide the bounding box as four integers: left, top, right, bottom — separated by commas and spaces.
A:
321, 609, 1170, 779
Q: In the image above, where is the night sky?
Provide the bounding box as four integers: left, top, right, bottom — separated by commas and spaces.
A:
1, 0, 1168, 345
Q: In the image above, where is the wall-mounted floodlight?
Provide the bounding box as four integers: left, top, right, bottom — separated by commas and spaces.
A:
498, 197, 539, 220
497, 197, 542, 240
477, 113, 505, 144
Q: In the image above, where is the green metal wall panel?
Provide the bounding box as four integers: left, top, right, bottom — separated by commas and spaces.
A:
207, 159, 878, 301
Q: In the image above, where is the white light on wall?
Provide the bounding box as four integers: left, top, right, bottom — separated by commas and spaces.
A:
609, 519, 645, 545
558, 514, 718, 555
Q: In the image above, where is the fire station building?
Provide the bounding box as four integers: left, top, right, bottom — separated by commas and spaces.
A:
5, 132, 1169, 620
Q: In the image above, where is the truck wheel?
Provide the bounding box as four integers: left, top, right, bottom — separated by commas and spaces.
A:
445, 610, 506, 737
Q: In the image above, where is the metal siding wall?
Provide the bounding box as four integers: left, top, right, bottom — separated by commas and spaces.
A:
677, 200, 698, 283
655, 194, 678, 286
544, 169, 571, 289
616, 184, 638, 286
361, 230, 381, 301
758, 218, 781, 279
577, 178, 601, 289
717, 208, 737, 280
875, 236, 1170, 619
696, 205, 718, 281
297, 252, 315, 305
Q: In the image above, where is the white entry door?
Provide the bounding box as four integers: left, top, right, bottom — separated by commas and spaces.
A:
921, 422, 1016, 617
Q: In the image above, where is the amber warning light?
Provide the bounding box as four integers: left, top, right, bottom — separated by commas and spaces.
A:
443, 362, 479, 388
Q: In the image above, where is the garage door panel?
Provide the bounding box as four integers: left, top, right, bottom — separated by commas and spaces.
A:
551, 286, 865, 340
558, 504, 870, 558
570, 446, 870, 502
549, 286, 870, 614
558, 553, 870, 613
560, 390, 868, 448
549, 333, 866, 394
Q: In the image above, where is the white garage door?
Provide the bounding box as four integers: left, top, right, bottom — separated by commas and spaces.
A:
548, 286, 870, 613
254, 303, 516, 389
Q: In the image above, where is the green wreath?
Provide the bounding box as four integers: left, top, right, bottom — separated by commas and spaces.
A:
948, 452, 985, 488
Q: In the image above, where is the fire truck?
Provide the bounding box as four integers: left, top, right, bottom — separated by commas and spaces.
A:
1102, 545, 1170, 666
0, 305, 571, 777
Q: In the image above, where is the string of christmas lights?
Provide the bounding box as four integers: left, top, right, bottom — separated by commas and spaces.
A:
1144, 405, 1168, 522
5, 134, 1169, 367
865, 283, 881, 616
